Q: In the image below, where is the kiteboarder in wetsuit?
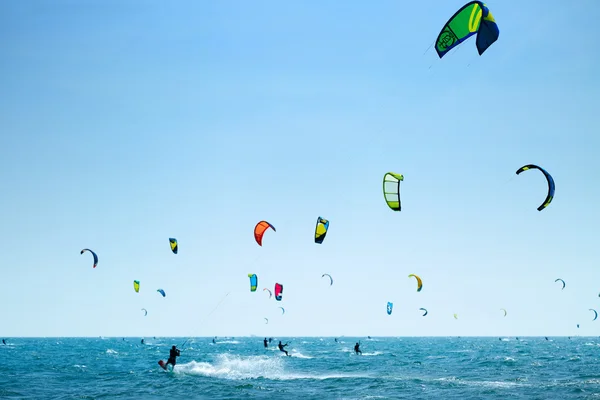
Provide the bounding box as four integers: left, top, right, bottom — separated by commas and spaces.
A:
278, 341, 289, 356
2, 339, 5, 345
166, 345, 180, 369
354, 342, 362, 355
141, 338, 144, 344
263, 338, 268, 348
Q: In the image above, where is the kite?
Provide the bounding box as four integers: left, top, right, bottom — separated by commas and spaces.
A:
500, 308, 507, 317
383, 172, 404, 211
516, 164, 555, 211
169, 238, 178, 254
141, 308, 147, 316
454, 313, 458, 320
435, 1, 499, 58
80, 249, 98, 268
274, 283, 283, 301
157, 289, 166, 297
591, 309, 598, 321
419, 308, 428, 317
263, 288, 272, 298
408, 274, 423, 292
248, 274, 258, 292
387, 302, 393, 315
555, 278, 566, 290
279, 307, 285, 315
264, 318, 269, 324
315, 217, 330, 244
254, 221, 276, 246
133, 280, 140, 293
321, 273, 333, 286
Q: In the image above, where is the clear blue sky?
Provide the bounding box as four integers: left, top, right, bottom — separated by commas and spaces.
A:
0, 0, 598, 337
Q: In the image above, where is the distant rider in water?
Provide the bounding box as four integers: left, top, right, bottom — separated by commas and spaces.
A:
278, 341, 290, 356
166, 345, 180, 369
264, 338, 268, 348
354, 342, 362, 355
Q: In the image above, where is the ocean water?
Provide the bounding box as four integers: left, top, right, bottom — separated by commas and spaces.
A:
1, 337, 600, 399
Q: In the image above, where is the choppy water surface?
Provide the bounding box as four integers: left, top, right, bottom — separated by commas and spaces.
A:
2, 337, 600, 399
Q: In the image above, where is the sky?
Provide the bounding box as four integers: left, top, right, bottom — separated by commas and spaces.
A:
0, 0, 598, 338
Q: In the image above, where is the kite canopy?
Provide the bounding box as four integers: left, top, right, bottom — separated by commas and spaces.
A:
248, 274, 258, 292
169, 238, 178, 254
383, 172, 404, 211
274, 283, 283, 301
133, 280, 140, 293
80, 248, 98, 268
279, 307, 285, 315
315, 217, 330, 244
500, 308, 507, 317
590, 309, 598, 321
516, 164, 555, 211
322, 273, 333, 286
263, 288, 272, 298
555, 278, 566, 290
264, 317, 269, 324
141, 308, 147, 316
254, 221, 276, 246
435, 1, 499, 58
408, 274, 423, 292
157, 289, 166, 297
454, 313, 458, 320
387, 302, 393, 315
420, 308, 428, 317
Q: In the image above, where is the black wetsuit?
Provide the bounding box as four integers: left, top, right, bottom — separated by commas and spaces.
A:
354, 343, 362, 355
166, 347, 180, 367
278, 342, 289, 356
263, 338, 268, 348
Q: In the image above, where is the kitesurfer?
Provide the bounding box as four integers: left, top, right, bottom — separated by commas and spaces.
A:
334, 338, 338, 343
212, 337, 216, 344
2, 339, 5, 345
141, 338, 144, 344
278, 341, 289, 356
268, 338, 272, 343
165, 345, 180, 369
354, 342, 362, 355
263, 338, 268, 348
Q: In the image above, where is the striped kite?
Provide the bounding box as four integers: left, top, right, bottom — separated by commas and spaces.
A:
133, 280, 140, 293
248, 274, 258, 292
383, 172, 404, 211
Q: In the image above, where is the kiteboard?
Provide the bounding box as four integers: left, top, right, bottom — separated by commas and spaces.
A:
158, 360, 172, 371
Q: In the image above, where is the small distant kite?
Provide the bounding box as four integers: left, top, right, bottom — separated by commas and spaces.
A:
141, 308, 147, 317
590, 309, 598, 321
157, 289, 166, 297
387, 302, 393, 315
80, 249, 98, 268
169, 238, 178, 254
453, 313, 458, 320
321, 273, 333, 286
133, 280, 140, 293
248, 274, 258, 292
408, 274, 423, 292
435, 1, 499, 58
516, 164, 555, 211
315, 217, 330, 244
555, 278, 566, 290
419, 308, 428, 317
254, 221, 276, 246
274, 283, 283, 301
279, 307, 285, 315
500, 308, 507, 317
383, 172, 404, 211
264, 318, 269, 324
263, 288, 272, 298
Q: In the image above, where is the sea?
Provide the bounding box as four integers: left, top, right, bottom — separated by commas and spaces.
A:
1, 336, 599, 399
